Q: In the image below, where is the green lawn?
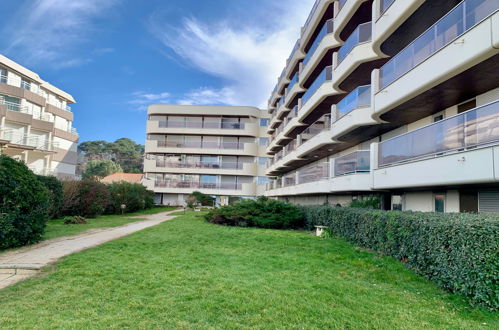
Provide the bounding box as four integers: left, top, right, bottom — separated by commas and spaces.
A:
0, 212, 496, 329
43, 207, 177, 240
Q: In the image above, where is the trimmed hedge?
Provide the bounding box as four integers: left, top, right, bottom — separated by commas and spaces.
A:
301, 206, 499, 310
0, 156, 50, 249
205, 197, 304, 229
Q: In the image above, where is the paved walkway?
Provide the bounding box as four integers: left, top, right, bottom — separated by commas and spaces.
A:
0, 209, 179, 290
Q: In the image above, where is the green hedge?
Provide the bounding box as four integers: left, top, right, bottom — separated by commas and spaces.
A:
301, 206, 499, 310
106, 181, 155, 214
0, 156, 50, 249
205, 197, 304, 229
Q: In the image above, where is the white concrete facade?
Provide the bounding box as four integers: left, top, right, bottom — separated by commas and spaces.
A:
0, 54, 78, 178
144, 105, 270, 206
264, 0, 499, 213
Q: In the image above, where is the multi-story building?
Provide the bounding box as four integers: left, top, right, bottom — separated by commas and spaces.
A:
143, 105, 270, 206
264, 0, 499, 213
0, 54, 78, 178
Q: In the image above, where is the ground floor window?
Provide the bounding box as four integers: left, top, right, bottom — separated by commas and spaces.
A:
391, 195, 403, 211
434, 193, 446, 213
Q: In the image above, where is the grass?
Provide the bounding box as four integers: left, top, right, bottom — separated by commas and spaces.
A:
0, 212, 497, 329
43, 207, 177, 240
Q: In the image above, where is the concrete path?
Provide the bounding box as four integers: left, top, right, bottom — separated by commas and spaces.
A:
0, 209, 179, 290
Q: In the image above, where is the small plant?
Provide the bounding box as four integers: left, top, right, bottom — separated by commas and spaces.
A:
63, 216, 87, 225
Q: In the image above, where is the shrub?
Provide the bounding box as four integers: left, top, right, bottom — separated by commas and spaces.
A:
62, 180, 110, 218
0, 156, 50, 249
205, 197, 304, 229
106, 181, 154, 214
349, 197, 381, 209
191, 191, 215, 206
64, 216, 87, 225
301, 206, 499, 310
36, 175, 63, 219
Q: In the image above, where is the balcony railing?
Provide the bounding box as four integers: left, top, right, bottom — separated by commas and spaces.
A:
298, 161, 330, 184
380, 0, 396, 15
155, 180, 242, 190
29, 167, 55, 176
301, 66, 333, 108
303, 19, 334, 67
0, 98, 55, 123
283, 174, 296, 187
287, 40, 301, 65
378, 99, 499, 167
334, 150, 371, 176
379, 0, 498, 89
337, 85, 371, 117
155, 160, 244, 170
157, 141, 245, 150
158, 121, 245, 130
287, 72, 300, 95
337, 22, 372, 64
0, 129, 58, 151
304, 0, 322, 32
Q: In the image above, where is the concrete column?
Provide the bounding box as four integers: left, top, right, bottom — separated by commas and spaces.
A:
331, 104, 339, 123
332, 52, 339, 70
330, 157, 336, 178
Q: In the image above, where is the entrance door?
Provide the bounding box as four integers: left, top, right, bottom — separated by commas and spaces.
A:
460, 191, 478, 213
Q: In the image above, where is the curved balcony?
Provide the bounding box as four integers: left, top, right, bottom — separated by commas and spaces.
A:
269, 98, 286, 130
301, 19, 340, 84
284, 40, 306, 81
337, 22, 372, 64
299, 66, 338, 119
151, 181, 257, 197
284, 72, 306, 108
144, 159, 258, 176
300, 0, 336, 55
372, 0, 424, 55
373, 100, 499, 189
374, 0, 499, 120
333, 0, 371, 41
331, 85, 379, 140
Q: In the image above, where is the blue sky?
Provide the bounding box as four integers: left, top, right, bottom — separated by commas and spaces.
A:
0, 0, 314, 144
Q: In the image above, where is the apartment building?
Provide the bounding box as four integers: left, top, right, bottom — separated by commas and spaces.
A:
0, 55, 78, 178
143, 105, 270, 206
265, 0, 499, 213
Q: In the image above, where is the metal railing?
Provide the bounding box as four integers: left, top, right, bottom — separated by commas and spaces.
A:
0, 129, 58, 151
155, 160, 245, 170
158, 121, 246, 130
334, 150, 371, 176
155, 180, 243, 190
378, 99, 499, 167
303, 19, 334, 67
379, 0, 498, 89
157, 141, 245, 150
337, 85, 371, 118
0, 98, 55, 123
301, 65, 333, 109
337, 21, 372, 64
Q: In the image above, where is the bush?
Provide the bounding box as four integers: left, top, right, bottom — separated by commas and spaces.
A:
301, 206, 499, 310
106, 182, 154, 214
349, 197, 381, 209
191, 191, 215, 206
205, 197, 303, 229
64, 216, 87, 225
36, 175, 63, 219
62, 180, 110, 218
0, 156, 50, 249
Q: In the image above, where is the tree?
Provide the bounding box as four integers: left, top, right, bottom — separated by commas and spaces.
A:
82, 160, 122, 179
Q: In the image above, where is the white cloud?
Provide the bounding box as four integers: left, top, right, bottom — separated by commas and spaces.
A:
148, 0, 315, 108
2, 0, 118, 68
129, 91, 172, 111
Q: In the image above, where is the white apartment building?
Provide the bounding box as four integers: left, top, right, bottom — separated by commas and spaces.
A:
0, 55, 78, 178
144, 105, 270, 206
264, 0, 499, 213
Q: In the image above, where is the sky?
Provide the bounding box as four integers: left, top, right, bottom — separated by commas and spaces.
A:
0, 0, 315, 145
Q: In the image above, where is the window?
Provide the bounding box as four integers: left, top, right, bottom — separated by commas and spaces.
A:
260, 118, 269, 127
259, 137, 269, 146
258, 157, 268, 166
434, 193, 446, 213
433, 113, 444, 123
0, 69, 6, 83
392, 194, 403, 211
21, 79, 31, 90
257, 177, 271, 185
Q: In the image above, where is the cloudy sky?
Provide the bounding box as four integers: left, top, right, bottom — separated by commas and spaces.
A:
0, 0, 315, 143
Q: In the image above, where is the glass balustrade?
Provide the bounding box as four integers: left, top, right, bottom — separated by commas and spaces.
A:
301, 66, 333, 108
334, 151, 371, 176
378, 100, 499, 166
287, 72, 300, 94
337, 85, 371, 118
283, 174, 296, 187
380, 0, 396, 15
338, 0, 348, 12
379, 0, 498, 89
287, 40, 301, 64
303, 19, 334, 67
157, 141, 244, 150
337, 22, 372, 64
158, 121, 245, 130
155, 181, 242, 190
298, 161, 330, 184
155, 161, 244, 170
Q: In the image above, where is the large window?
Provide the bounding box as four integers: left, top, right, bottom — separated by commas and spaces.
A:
260, 118, 269, 127
259, 137, 269, 146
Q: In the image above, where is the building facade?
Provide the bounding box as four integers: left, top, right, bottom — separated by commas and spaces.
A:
264, 0, 499, 212
144, 105, 270, 206
0, 54, 78, 178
